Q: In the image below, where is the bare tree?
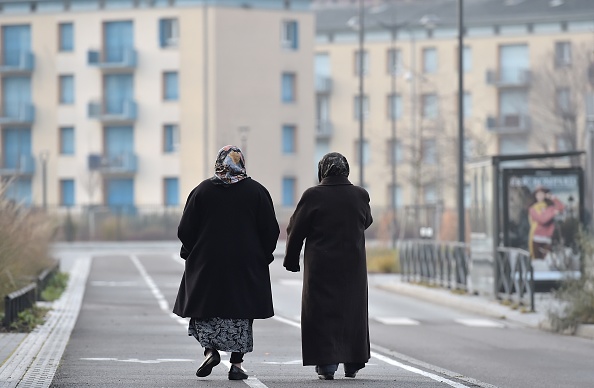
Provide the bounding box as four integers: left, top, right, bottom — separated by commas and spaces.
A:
531, 40, 594, 166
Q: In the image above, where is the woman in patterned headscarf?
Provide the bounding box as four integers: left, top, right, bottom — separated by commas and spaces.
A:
284, 152, 373, 380
173, 145, 280, 381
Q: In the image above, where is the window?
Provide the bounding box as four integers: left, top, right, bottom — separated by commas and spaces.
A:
60, 127, 75, 155
422, 47, 437, 74
422, 139, 437, 164
104, 74, 134, 114
106, 178, 134, 212
4, 178, 32, 206
464, 184, 471, 208
2, 25, 31, 67
387, 48, 402, 74
354, 50, 369, 75
556, 87, 571, 115
464, 137, 473, 161
159, 18, 179, 48
463, 92, 472, 118
354, 139, 370, 165
424, 183, 437, 204
556, 135, 572, 152
60, 179, 75, 207
163, 124, 179, 153
59, 75, 74, 104
387, 139, 402, 164
388, 94, 402, 120
281, 20, 298, 50
282, 177, 296, 206
555, 41, 571, 67
58, 23, 74, 52
499, 137, 528, 155
463, 46, 472, 72
282, 125, 296, 154
164, 177, 179, 206
388, 184, 403, 209
163, 71, 179, 101
282, 73, 296, 103
354, 95, 369, 120
422, 94, 438, 119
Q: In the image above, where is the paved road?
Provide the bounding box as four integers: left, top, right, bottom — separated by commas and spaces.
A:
44, 247, 594, 388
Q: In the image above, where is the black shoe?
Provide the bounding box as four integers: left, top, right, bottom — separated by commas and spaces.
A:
344, 371, 357, 378
228, 365, 248, 380
318, 373, 334, 380
196, 349, 220, 377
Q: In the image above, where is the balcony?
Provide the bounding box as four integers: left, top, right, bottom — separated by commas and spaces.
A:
0, 155, 35, 176
88, 153, 137, 175
88, 100, 137, 122
0, 103, 35, 125
315, 75, 332, 94
0, 51, 35, 73
486, 69, 531, 88
486, 114, 531, 134
87, 48, 137, 70
316, 120, 333, 139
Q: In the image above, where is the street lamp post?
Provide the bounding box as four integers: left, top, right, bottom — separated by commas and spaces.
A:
457, 0, 466, 243
39, 150, 49, 210
358, 0, 365, 187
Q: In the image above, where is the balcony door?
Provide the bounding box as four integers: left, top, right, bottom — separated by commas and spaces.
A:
2, 77, 31, 117
105, 125, 133, 157
2, 25, 30, 66
2, 127, 31, 168
499, 44, 529, 84
104, 21, 133, 63
104, 74, 133, 114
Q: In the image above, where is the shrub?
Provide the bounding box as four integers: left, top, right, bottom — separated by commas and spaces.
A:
40, 272, 69, 302
367, 248, 400, 273
547, 230, 594, 333
0, 184, 55, 312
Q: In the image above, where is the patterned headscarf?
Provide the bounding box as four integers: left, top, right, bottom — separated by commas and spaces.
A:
317, 152, 350, 183
211, 145, 248, 185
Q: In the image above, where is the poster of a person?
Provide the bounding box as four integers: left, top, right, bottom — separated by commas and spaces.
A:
503, 168, 583, 273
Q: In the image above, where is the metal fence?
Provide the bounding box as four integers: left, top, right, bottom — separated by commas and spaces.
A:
495, 247, 535, 311
398, 240, 472, 292
3, 283, 37, 328
3, 262, 60, 327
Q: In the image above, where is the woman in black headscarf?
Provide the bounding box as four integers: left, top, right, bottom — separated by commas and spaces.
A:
283, 152, 373, 380
173, 145, 280, 380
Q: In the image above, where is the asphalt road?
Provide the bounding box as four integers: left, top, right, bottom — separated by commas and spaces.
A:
49, 249, 594, 388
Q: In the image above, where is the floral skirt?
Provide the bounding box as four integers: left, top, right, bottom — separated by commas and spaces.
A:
188, 317, 253, 353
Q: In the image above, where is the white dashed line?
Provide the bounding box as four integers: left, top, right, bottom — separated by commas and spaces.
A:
375, 317, 421, 325
455, 319, 506, 328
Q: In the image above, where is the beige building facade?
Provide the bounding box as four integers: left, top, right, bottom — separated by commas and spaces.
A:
0, 0, 314, 225
314, 0, 594, 233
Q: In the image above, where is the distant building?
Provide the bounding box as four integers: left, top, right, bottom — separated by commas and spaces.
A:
0, 0, 314, 225
313, 0, 594, 233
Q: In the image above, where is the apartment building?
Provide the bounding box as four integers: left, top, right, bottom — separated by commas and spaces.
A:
314, 0, 594, 220
0, 0, 314, 222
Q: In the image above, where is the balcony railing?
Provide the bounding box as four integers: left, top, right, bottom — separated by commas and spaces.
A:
0, 50, 35, 73
0, 155, 36, 176
0, 103, 35, 125
88, 100, 137, 122
88, 153, 137, 175
486, 69, 531, 87
486, 114, 531, 134
316, 120, 333, 139
87, 48, 137, 69
315, 76, 332, 94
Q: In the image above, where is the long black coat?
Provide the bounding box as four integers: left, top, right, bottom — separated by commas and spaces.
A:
173, 177, 279, 319
283, 175, 373, 366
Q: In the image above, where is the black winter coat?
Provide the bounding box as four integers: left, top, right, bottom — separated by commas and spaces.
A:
173, 177, 279, 319
283, 175, 373, 366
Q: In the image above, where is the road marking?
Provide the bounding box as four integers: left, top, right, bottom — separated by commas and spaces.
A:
455, 319, 506, 328
272, 315, 493, 388
278, 279, 302, 286
262, 360, 303, 365
90, 280, 138, 287
375, 317, 420, 325
132, 255, 271, 388
80, 358, 194, 364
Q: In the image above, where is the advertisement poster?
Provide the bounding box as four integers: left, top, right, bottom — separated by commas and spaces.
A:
502, 168, 583, 275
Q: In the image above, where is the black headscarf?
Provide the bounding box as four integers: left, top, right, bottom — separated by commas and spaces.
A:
210, 145, 248, 185
317, 152, 350, 183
